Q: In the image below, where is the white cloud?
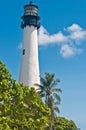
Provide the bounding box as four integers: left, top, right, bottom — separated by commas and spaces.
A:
38, 24, 86, 58
66, 24, 82, 32
60, 44, 83, 58
38, 26, 67, 45
66, 24, 86, 41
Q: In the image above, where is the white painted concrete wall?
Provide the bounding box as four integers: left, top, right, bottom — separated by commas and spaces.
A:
19, 26, 40, 89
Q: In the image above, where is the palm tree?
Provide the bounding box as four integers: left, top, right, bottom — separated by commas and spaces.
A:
36, 72, 62, 130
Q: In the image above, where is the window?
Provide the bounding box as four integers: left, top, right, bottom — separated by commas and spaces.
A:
22, 49, 25, 55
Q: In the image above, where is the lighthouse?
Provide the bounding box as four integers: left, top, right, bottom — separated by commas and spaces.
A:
19, 1, 40, 89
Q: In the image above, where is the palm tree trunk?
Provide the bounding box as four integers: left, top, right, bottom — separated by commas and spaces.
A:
50, 115, 53, 130
50, 123, 53, 130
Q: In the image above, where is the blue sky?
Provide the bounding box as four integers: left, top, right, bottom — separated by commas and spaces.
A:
0, 0, 86, 129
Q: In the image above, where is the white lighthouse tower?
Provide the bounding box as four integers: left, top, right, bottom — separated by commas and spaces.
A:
19, 1, 40, 89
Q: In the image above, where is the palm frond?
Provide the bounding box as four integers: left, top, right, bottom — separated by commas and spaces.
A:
53, 93, 61, 103
52, 88, 62, 93
51, 79, 60, 89
40, 77, 47, 86
54, 106, 60, 113
40, 93, 45, 97
45, 73, 55, 86
35, 83, 45, 91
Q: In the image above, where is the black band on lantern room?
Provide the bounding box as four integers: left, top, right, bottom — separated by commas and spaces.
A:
21, 1, 40, 29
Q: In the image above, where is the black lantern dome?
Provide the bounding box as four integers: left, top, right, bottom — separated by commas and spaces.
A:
21, 1, 40, 29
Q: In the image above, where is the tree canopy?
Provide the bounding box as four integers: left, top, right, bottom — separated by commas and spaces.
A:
53, 116, 78, 130
0, 61, 78, 130
0, 61, 50, 130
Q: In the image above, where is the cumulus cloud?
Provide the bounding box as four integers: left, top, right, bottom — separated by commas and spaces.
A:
60, 44, 83, 58
38, 24, 86, 58
38, 26, 67, 45
66, 24, 86, 41
66, 24, 82, 32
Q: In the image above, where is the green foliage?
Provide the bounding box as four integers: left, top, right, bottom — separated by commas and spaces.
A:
0, 61, 78, 130
53, 116, 78, 130
0, 61, 50, 130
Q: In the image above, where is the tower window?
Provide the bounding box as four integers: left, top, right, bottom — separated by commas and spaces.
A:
22, 49, 25, 55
